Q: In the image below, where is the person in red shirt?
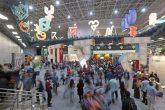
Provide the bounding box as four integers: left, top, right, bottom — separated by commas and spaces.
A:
45, 77, 52, 107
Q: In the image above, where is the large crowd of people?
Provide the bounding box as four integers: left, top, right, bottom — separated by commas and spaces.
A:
0, 57, 164, 110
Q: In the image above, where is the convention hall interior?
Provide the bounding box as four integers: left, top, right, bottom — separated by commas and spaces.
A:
0, 0, 165, 110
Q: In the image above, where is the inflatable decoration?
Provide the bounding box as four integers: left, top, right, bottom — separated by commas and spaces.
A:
36, 32, 46, 40
44, 5, 54, 21
129, 26, 137, 37
88, 20, 99, 31
149, 13, 157, 25
104, 25, 114, 36
69, 26, 77, 38
19, 21, 29, 32
51, 32, 57, 39
127, 9, 137, 25
39, 18, 51, 32
12, 4, 28, 20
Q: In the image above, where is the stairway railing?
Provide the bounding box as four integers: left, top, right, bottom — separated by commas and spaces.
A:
0, 88, 47, 110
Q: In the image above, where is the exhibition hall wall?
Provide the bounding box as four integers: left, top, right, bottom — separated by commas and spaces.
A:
149, 56, 165, 84
0, 32, 21, 64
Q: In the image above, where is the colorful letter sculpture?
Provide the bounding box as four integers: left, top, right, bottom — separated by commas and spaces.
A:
44, 5, 54, 21
51, 32, 57, 39
36, 32, 47, 40
39, 18, 51, 32
104, 25, 114, 36
69, 26, 77, 38
88, 20, 99, 31
12, 4, 28, 21
149, 13, 157, 25
34, 5, 54, 40
19, 21, 29, 32
129, 26, 137, 37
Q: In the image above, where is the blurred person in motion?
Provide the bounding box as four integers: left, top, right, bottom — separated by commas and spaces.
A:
104, 83, 112, 110
122, 91, 137, 110
52, 72, 59, 95
109, 76, 119, 104
69, 79, 75, 103
77, 78, 84, 103
45, 76, 52, 107
146, 81, 157, 110
141, 77, 149, 105
123, 70, 130, 89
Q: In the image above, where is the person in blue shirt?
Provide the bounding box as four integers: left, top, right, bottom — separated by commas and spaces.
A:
146, 81, 157, 110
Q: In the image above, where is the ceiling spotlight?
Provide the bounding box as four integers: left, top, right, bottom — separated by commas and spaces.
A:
74, 23, 77, 26
30, 21, 33, 24
12, 32, 18, 34
67, 15, 71, 19
89, 11, 93, 16
15, 36, 20, 38
29, 5, 33, 10
110, 21, 113, 24
58, 25, 61, 28
6, 25, 14, 29
56, 0, 60, 5
31, 29, 33, 32
36, 46, 40, 47
141, 8, 146, 12
0, 13, 8, 20
114, 9, 118, 14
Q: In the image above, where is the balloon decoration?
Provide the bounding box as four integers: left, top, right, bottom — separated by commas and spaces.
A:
129, 26, 137, 37
121, 9, 137, 32
127, 9, 137, 25
104, 54, 110, 59
149, 13, 157, 25
60, 44, 64, 48
104, 25, 114, 36
88, 20, 99, 31
34, 5, 54, 40
51, 32, 57, 39
19, 21, 29, 32
69, 26, 78, 38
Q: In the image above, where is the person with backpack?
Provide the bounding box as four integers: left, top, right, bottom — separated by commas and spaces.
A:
36, 79, 45, 103
122, 91, 137, 110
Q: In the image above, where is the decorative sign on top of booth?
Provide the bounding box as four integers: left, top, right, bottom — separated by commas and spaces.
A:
124, 37, 151, 44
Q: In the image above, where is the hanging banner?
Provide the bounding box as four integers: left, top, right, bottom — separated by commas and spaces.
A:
149, 13, 157, 25
59, 48, 64, 63
69, 26, 77, 38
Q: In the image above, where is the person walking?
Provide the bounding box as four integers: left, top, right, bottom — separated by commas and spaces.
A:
123, 70, 130, 89
52, 72, 59, 95
104, 83, 112, 110
77, 79, 84, 102
45, 77, 52, 107
146, 81, 157, 110
109, 76, 119, 104
69, 79, 75, 103
141, 77, 149, 105
122, 91, 137, 110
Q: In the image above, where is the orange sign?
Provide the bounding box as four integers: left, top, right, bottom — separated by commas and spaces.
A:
129, 26, 137, 37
